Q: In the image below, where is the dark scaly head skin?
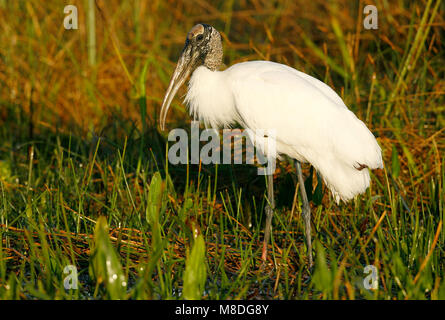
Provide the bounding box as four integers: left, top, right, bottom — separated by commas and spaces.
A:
183, 24, 223, 70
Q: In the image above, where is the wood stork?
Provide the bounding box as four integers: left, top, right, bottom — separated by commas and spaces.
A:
160, 24, 383, 267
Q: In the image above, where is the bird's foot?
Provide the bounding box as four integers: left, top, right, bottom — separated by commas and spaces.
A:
260, 203, 274, 270
261, 240, 268, 262
301, 203, 313, 268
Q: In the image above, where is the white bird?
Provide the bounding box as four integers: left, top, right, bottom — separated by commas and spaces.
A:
160, 24, 383, 267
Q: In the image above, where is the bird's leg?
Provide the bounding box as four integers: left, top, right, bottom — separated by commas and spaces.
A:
261, 172, 275, 263
295, 161, 313, 267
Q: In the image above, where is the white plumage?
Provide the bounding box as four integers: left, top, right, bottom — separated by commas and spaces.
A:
185, 61, 383, 203
160, 24, 383, 265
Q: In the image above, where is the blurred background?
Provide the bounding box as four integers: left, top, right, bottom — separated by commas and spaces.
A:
1, 0, 443, 133
0, 0, 444, 299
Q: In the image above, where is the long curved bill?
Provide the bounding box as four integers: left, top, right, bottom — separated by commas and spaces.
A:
159, 44, 197, 131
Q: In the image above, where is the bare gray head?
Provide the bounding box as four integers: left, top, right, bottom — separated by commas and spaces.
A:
159, 24, 223, 130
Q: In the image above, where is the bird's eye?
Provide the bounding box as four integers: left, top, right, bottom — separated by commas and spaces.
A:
196, 34, 204, 41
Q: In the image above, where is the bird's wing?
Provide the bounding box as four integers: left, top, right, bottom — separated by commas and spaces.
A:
226, 61, 383, 200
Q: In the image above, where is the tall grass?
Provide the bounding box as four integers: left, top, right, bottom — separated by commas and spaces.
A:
0, 0, 444, 299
